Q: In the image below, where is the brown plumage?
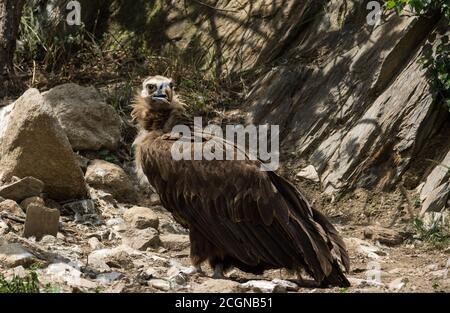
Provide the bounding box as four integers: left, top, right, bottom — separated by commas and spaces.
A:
132, 75, 350, 287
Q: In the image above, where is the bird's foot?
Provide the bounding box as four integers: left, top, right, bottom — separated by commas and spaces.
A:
212, 264, 225, 279
181, 265, 204, 276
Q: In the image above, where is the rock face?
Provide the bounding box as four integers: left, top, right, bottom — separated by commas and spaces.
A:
0, 89, 88, 201
42, 83, 122, 151
420, 182, 450, 217
85, 160, 137, 203
0, 177, 44, 202
146, 1, 449, 197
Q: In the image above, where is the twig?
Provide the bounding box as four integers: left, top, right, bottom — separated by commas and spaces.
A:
398, 183, 416, 220
190, 0, 239, 13
0, 212, 25, 224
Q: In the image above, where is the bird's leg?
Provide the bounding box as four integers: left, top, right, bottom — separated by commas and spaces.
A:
212, 263, 225, 279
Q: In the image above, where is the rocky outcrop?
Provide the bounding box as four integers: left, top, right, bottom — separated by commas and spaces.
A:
0, 89, 88, 201
42, 83, 122, 151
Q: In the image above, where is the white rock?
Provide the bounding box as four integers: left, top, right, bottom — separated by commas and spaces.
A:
88, 237, 104, 250
239, 280, 286, 293
388, 277, 406, 291
271, 279, 299, 291
44, 262, 97, 290
149, 279, 171, 291
296, 165, 320, 182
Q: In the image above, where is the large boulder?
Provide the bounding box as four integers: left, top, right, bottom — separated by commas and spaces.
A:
0, 89, 88, 201
42, 83, 122, 151
85, 159, 137, 202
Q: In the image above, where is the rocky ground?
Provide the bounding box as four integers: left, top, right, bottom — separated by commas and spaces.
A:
0, 84, 449, 293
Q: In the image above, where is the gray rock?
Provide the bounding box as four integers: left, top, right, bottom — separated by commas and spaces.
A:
122, 228, 160, 251
0, 89, 88, 201
42, 83, 122, 151
23, 204, 60, 240
96, 272, 123, 284
0, 243, 38, 268
0, 177, 44, 202
420, 182, 450, 217
123, 206, 159, 230
63, 199, 97, 215
85, 160, 137, 203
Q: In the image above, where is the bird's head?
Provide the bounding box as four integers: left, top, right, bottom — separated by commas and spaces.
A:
132, 75, 185, 130
140, 75, 176, 110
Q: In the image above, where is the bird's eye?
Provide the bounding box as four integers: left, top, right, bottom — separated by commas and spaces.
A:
147, 84, 156, 92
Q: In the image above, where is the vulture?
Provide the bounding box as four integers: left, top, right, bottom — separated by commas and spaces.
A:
132, 75, 350, 287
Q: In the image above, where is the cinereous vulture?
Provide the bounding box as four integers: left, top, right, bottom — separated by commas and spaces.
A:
132, 75, 350, 287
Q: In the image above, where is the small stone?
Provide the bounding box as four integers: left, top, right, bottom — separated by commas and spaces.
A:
40, 235, 57, 245
87, 246, 134, 272
96, 272, 123, 284
0, 177, 44, 202
0, 243, 38, 268
239, 280, 286, 293
20, 197, 45, 213
122, 228, 160, 251
271, 279, 299, 291
0, 199, 25, 217
388, 277, 406, 291
160, 234, 190, 251
85, 160, 137, 203
123, 206, 159, 230
149, 279, 171, 291
88, 237, 104, 250
23, 204, 60, 240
